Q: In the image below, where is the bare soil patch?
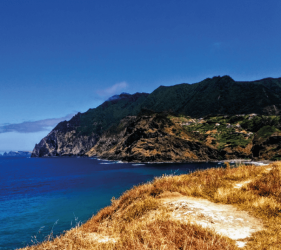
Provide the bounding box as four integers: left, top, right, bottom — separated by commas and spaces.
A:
161, 193, 263, 248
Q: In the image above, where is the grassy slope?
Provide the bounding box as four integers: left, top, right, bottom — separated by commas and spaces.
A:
22, 162, 281, 250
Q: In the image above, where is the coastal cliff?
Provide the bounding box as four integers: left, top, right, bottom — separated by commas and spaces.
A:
32, 76, 281, 161
86, 114, 220, 162
32, 113, 99, 157
32, 93, 148, 157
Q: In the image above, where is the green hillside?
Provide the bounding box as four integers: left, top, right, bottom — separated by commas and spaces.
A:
75, 75, 281, 136
77, 92, 149, 135
142, 75, 281, 117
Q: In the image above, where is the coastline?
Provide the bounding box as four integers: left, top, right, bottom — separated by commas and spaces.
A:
31, 154, 272, 166
20, 161, 281, 249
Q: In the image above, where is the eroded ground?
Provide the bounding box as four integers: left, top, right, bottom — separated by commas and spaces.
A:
160, 192, 263, 248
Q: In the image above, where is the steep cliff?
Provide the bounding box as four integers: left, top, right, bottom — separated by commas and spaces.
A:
86, 114, 221, 162
32, 93, 149, 157
32, 76, 281, 160
85, 113, 281, 162
32, 113, 99, 157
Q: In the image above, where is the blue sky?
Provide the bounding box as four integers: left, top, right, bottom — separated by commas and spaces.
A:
1, 0, 281, 151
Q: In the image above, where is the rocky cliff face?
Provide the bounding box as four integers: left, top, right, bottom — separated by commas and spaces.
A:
86, 113, 281, 162
32, 110, 281, 161
31, 93, 149, 157
32, 76, 281, 161
86, 114, 221, 162
32, 113, 99, 157
252, 133, 281, 160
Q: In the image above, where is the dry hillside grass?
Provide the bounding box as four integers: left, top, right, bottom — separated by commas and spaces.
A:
20, 162, 281, 250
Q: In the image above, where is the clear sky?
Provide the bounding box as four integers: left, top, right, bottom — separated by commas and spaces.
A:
0, 0, 281, 151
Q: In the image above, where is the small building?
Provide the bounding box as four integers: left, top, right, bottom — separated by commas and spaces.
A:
226, 123, 233, 128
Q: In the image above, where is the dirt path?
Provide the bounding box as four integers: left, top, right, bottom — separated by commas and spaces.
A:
234, 167, 272, 189
160, 193, 263, 248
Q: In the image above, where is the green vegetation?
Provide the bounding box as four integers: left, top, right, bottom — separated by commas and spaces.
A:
141, 76, 281, 118
75, 76, 281, 137
216, 133, 250, 149
240, 115, 281, 132
33, 75, 281, 159
257, 125, 279, 139
170, 114, 280, 151
77, 93, 148, 136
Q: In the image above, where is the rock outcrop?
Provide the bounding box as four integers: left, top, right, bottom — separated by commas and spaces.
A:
86, 114, 221, 162
31, 93, 149, 157
32, 113, 99, 157
252, 133, 281, 160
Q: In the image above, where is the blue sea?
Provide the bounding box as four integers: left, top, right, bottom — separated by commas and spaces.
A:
0, 157, 220, 249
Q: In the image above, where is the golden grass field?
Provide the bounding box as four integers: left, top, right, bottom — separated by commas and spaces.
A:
20, 162, 281, 250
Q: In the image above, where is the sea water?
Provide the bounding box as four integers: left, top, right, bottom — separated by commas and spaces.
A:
0, 157, 219, 249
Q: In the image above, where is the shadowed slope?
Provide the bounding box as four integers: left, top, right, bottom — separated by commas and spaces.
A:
142, 76, 281, 117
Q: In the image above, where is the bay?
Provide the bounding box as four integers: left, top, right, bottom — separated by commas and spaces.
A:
0, 157, 220, 249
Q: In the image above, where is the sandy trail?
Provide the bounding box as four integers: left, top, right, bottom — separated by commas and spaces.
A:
161, 193, 263, 248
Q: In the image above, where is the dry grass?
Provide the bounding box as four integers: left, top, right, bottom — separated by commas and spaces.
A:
116, 219, 236, 250
247, 165, 281, 202
20, 162, 281, 250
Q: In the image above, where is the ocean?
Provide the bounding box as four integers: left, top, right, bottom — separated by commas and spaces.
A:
0, 156, 220, 249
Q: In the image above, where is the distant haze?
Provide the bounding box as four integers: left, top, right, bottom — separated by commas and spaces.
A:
0, 131, 50, 152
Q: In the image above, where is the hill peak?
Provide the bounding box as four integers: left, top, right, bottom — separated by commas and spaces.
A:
106, 92, 130, 101
203, 75, 235, 83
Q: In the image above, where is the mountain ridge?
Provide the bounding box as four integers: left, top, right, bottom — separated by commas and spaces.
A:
32, 76, 281, 161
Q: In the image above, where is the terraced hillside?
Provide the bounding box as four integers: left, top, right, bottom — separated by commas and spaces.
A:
169, 114, 281, 161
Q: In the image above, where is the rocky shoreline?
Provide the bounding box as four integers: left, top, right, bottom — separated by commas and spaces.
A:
31, 153, 272, 167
